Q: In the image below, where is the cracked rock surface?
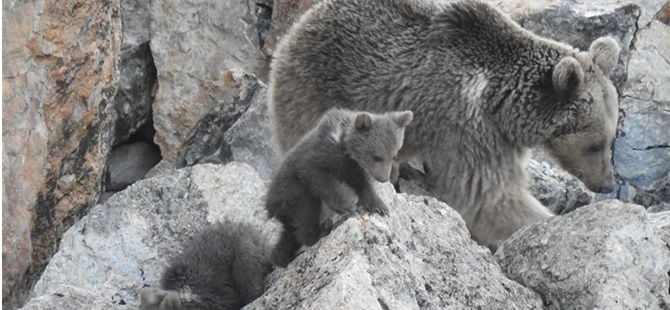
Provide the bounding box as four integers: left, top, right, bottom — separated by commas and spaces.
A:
26, 163, 278, 309
496, 201, 670, 309
247, 184, 546, 309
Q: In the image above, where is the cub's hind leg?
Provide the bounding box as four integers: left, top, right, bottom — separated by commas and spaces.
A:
272, 227, 301, 268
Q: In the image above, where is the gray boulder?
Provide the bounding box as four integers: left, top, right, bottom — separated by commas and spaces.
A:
526, 158, 595, 215
19, 286, 125, 310
222, 78, 279, 182
113, 43, 156, 145
635, 172, 670, 209
247, 184, 545, 309
150, 0, 269, 155
147, 70, 279, 182
29, 163, 278, 308
113, 0, 156, 144
615, 19, 670, 188
496, 200, 670, 310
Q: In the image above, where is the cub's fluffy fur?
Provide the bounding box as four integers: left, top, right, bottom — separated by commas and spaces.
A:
140, 220, 272, 310
266, 108, 412, 267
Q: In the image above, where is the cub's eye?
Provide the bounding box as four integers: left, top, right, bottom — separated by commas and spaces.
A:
392, 155, 398, 161
372, 156, 383, 162
587, 144, 604, 153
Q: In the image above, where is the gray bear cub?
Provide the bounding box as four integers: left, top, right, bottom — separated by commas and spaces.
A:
266, 108, 413, 267
139, 220, 272, 310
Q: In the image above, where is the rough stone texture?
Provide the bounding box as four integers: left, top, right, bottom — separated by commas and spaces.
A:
2, 0, 121, 307
120, 0, 151, 49
248, 184, 545, 309
19, 286, 125, 310
144, 70, 279, 181
615, 19, 670, 188
262, 0, 323, 55
112, 0, 156, 144
635, 172, 670, 208
526, 159, 595, 215
113, 43, 156, 145
150, 0, 269, 156
496, 200, 670, 310
105, 141, 162, 191
222, 79, 279, 182
183, 71, 261, 167
29, 163, 278, 309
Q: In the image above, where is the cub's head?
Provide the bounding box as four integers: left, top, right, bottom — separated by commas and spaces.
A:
544, 37, 620, 193
344, 111, 413, 183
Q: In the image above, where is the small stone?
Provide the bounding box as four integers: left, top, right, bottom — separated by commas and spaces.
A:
105, 141, 162, 191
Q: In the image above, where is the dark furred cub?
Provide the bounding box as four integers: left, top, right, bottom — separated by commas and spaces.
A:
266, 108, 413, 267
139, 220, 272, 310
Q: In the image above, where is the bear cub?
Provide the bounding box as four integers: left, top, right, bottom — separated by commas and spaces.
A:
139, 220, 273, 310
266, 108, 413, 267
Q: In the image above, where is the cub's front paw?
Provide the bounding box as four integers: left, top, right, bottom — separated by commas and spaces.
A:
363, 199, 389, 216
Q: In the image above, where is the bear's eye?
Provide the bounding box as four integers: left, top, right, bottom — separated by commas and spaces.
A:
587, 143, 604, 153
372, 156, 383, 162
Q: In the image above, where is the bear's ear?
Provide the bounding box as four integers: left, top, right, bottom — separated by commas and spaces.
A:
589, 37, 620, 76
552, 57, 584, 97
393, 111, 414, 127
354, 113, 372, 131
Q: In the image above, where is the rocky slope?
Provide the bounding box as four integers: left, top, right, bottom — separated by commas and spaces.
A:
3, 0, 670, 309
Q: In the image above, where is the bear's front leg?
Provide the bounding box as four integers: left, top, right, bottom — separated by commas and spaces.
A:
303, 171, 357, 214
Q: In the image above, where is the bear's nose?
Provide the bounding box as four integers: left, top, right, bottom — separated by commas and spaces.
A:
596, 183, 617, 194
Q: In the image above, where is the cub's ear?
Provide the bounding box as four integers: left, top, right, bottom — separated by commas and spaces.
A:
589, 37, 620, 76
354, 113, 372, 131
393, 111, 413, 127
552, 57, 584, 97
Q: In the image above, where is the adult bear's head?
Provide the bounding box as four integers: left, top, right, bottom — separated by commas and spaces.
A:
545, 37, 620, 193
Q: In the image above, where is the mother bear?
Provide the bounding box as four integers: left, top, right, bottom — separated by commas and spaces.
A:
268, 0, 620, 250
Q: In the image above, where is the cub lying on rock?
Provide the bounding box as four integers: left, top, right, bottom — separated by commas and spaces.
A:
139, 220, 272, 310
266, 108, 413, 267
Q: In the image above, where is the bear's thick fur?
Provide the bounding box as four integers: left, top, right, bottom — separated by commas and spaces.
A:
269, 0, 620, 250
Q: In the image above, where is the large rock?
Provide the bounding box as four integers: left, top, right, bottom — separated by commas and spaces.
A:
148, 70, 279, 182
112, 0, 156, 144
526, 159, 594, 215
29, 163, 277, 308
113, 43, 156, 144
222, 77, 279, 182
2, 0, 121, 307
496, 200, 670, 309
615, 19, 670, 188
635, 172, 670, 208
27, 162, 547, 309
248, 185, 545, 309
19, 286, 125, 310
150, 0, 269, 156
183, 71, 263, 167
